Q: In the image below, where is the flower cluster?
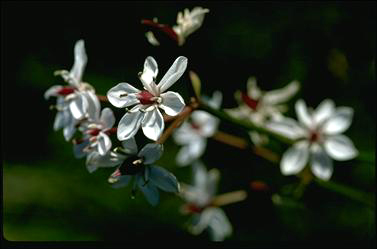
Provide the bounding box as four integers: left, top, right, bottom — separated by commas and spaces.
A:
45, 6, 360, 242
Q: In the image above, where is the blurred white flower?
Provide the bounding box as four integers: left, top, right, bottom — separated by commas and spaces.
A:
173, 91, 222, 166
45, 40, 96, 140
226, 77, 300, 126
73, 107, 116, 158
107, 56, 187, 141
225, 77, 299, 145
173, 7, 210, 46
180, 161, 240, 241
266, 99, 358, 180
143, 7, 209, 46
91, 138, 180, 206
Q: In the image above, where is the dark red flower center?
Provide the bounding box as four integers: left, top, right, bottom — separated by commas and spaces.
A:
137, 91, 156, 105
57, 87, 75, 96
241, 92, 259, 110
185, 203, 205, 214
141, 19, 179, 43
88, 128, 101, 136
309, 131, 320, 143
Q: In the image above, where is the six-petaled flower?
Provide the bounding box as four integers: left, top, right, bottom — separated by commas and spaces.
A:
266, 99, 358, 180
107, 56, 187, 141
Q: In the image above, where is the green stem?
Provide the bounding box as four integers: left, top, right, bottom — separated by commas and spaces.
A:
198, 101, 294, 145
314, 178, 375, 208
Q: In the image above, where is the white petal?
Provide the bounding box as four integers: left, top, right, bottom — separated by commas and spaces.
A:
176, 138, 206, 166
97, 132, 112, 156
189, 211, 212, 235
280, 141, 309, 175
191, 110, 219, 137
149, 165, 180, 193
117, 110, 144, 141
206, 168, 220, 199
137, 175, 160, 206
310, 143, 333, 181
69, 93, 88, 119
107, 83, 140, 108
141, 108, 164, 141
44, 85, 63, 99
295, 99, 313, 129
73, 139, 90, 159
322, 107, 353, 135
246, 77, 261, 100
266, 118, 306, 140
158, 56, 188, 93
263, 80, 300, 105
86, 151, 123, 173
145, 31, 160, 46
192, 160, 208, 189
159, 91, 185, 116
53, 111, 66, 131
313, 99, 335, 125
111, 175, 132, 188
173, 122, 197, 144
138, 143, 163, 164
121, 137, 138, 155
323, 135, 358, 161
63, 121, 76, 141
84, 91, 101, 121
207, 208, 233, 242
207, 91, 223, 109
69, 40, 87, 86
140, 56, 159, 95
100, 108, 115, 129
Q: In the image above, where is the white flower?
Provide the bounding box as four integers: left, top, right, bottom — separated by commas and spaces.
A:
266, 99, 358, 180
180, 161, 233, 241
73, 107, 116, 158
107, 56, 187, 141
173, 7, 210, 46
89, 138, 180, 206
45, 40, 96, 140
143, 7, 209, 46
226, 77, 300, 126
173, 91, 222, 166
225, 77, 299, 145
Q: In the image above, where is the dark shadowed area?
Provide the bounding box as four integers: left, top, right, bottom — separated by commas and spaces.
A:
2, 1, 375, 247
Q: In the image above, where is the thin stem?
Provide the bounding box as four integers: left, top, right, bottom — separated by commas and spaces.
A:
211, 131, 280, 163
96, 94, 108, 102
156, 99, 199, 144
199, 101, 294, 145
314, 178, 375, 208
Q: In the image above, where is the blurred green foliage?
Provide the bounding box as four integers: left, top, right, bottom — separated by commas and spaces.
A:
2, 1, 375, 246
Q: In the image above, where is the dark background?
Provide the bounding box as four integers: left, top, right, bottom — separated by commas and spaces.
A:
2, 1, 376, 247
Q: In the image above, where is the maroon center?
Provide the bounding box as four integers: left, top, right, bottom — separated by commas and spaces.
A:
185, 203, 205, 214
137, 91, 156, 105
141, 19, 179, 43
88, 128, 101, 136
309, 131, 320, 143
241, 92, 259, 110
57, 87, 75, 96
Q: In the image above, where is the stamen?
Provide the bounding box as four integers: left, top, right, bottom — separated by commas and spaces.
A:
119, 93, 128, 98
132, 159, 143, 165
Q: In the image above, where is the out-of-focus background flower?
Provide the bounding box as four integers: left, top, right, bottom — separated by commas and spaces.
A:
2, 1, 375, 246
